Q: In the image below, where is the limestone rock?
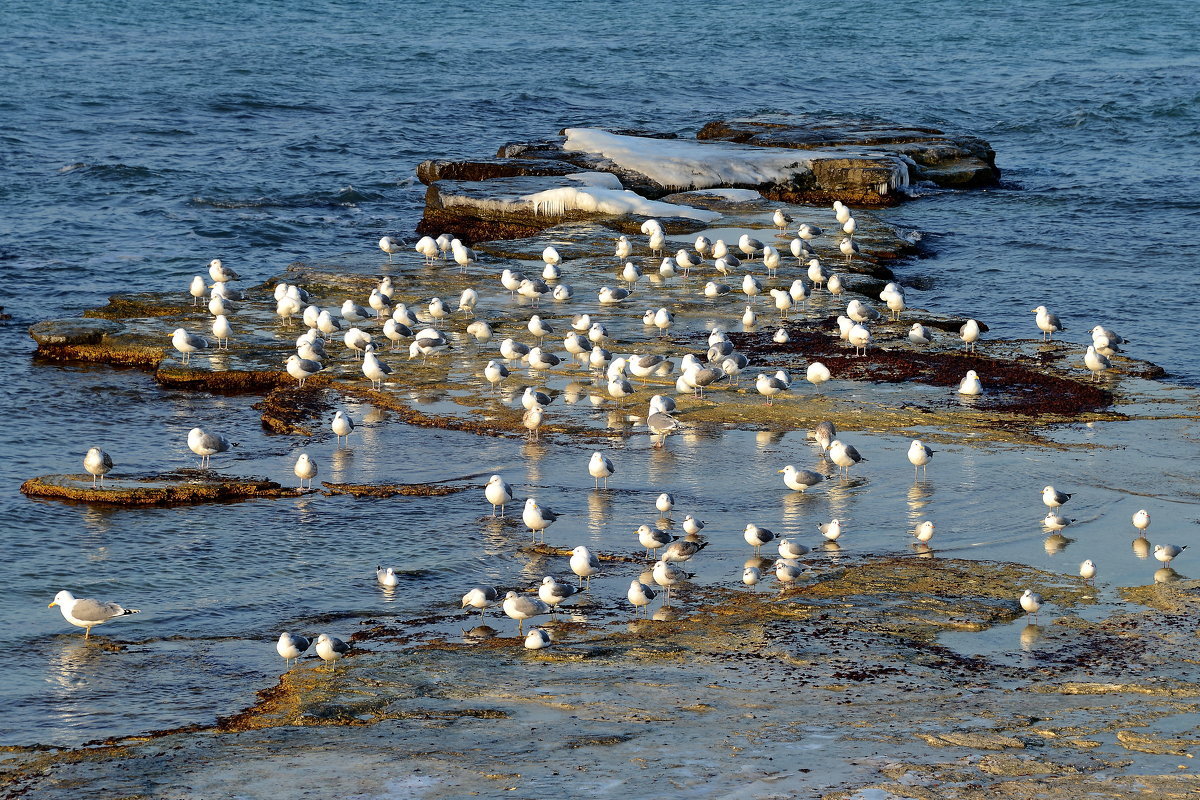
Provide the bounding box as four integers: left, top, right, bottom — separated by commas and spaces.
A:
29, 318, 125, 346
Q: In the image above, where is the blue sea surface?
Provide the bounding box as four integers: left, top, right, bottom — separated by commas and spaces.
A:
1, 0, 1198, 751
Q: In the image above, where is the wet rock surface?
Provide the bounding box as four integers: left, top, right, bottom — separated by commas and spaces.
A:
418, 115, 999, 240
20, 471, 312, 505
28, 318, 125, 346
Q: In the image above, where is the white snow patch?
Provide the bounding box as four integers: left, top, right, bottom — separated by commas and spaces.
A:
563, 171, 624, 189
563, 128, 909, 193
526, 186, 719, 222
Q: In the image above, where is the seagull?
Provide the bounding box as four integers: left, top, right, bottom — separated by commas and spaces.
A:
807, 259, 829, 290
570, 545, 600, 588
315, 634, 351, 662
599, 286, 630, 305
1032, 305, 1065, 340
341, 299, 372, 325
362, 347, 392, 390
909, 323, 933, 346
522, 386, 551, 409
770, 288, 793, 319
1154, 544, 1187, 566
647, 411, 680, 448
742, 274, 762, 303
828, 440, 864, 474
589, 452, 615, 489
1090, 325, 1127, 356
908, 440, 934, 477
652, 307, 674, 336
773, 208, 793, 231
294, 453, 317, 489
738, 234, 764, 260
415, 236, 438, 264
776, 560, 805, 586
542, 245, 561, 268
383, 319, 412, 351
522, 404, 545, 441
524, 628, 552, 650
377, 566, 400, 587
539, 576, 580, 614
914, 521, 935, 543
656, 492, 674, 515
778, 539, 811, 559
798, 223, 823, 240
842, 217, 857, 238
188, 275, 208, 306
818, 518, 842, 541
774, 328, 790, 344
662, 539, 707, 563
462, 586, 499, 616
1132, 509, 1151, 532
436, 234, 454, 259
410, 328, 448, 361
483, 360, 509, 392
812, 421, 837, 456
481, 474, 515, 517
744, 523, 776, 554
827, 274, 845, 297
839, 237, 860, 264
658, 257, 677, 277
1019, 589, 1042, 620
615, 235, 632, 260
806, 361, 832, 387
83, 447, 113, 488
958, 370, 983, 396
466, 320, 493, 343
286, 354, 322, 388
331, 410, 354, 447
848, 323, 871, 357
628, 580, 658, 616
637, 524, 676, 559
48, 590, 139, 638
779, 465, 824, 492
501, 269, 525, 295
1042, 486, 1072, 510
317, 310, 342, 341
502, 591, 549, 633
171, 328, 208, 365
208, 259, 239, 283
834, 202, 851, 224
344, 327, 372, 359
522, 498, 559, 542
676, 250, 702, 276
960, 319, 981, 353
652, 560, 691, 604
682, 515, 706, 536
621, 261, 644, 286
1079, 560, 1096, 583
451, 239, 476, 271
881, 285, 906, 320
187, 427, 231, 468
212, 314, 232, 350
277, 632, 311, 666
743, 566, 762, 586
527, 347, 561, 372
1084, 345, 1111, 382
648, 229, 666, 257
756, 372, 788, 404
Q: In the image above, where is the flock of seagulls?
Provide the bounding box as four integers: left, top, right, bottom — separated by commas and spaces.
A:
55, 199, 1158, 658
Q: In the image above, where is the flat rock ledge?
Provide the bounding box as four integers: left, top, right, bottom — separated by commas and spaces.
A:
417, 114, 999, 241
21, 472, 312, 505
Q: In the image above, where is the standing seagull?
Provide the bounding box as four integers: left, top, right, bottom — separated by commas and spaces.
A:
379, 236, 403, 261
485, 474, 514, 516
1032, 306, 1065, 340
628, 580, 658, 616
1019, 589, 1043, 621
570, 545, 600, 588
522, 498, 560, 542
588, 452, 615, 489
294, 453, 317, 489
331, 410, 354, 447
960, 319, 981, 353
187, 427, 231, 468
829, 440, 865, 474
84, 447, 113, 488
171, 328, 209, 365
907, 440, 934, 477
315, 634, 351, 662
1084, 346, 1111, 382
1042, 485, 1072, 510
502, 591, 550, 634
49, 590, 139, 639
277, 632, 311, 666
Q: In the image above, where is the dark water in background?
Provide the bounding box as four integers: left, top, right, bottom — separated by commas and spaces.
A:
2, 0, 1199, 749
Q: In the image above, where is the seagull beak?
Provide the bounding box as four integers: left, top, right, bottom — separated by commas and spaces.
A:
48, 601, 57, 608
777, 469, 786, 473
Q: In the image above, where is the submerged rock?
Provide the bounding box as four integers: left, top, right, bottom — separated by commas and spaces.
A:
20, 472, 311, 505
29, 318, 125, 346
697, 113, 1000, 188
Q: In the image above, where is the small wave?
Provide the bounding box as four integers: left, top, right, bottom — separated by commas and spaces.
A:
56, 162, 160, 180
